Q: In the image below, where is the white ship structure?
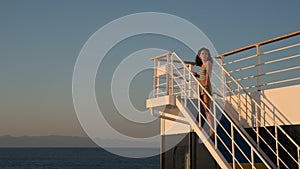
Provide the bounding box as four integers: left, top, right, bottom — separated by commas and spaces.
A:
146, 30, 300, 169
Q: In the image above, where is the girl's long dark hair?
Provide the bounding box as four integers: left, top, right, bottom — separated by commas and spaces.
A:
195, 48, 213, 66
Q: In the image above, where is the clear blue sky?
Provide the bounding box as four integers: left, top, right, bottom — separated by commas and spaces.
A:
1, 0, 300, 137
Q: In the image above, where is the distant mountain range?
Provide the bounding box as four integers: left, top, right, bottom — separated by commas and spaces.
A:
0, 135, 97, 147
0, 135, 160, 148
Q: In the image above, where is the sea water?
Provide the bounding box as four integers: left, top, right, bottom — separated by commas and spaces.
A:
0, 148, 159, 169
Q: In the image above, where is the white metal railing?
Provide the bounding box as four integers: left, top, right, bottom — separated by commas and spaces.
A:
221, 30, 300, 92
223, 42, 300, 127
222, 31, 300, 95
151, 52, 274, 169
216, 59, 300, 168
219, 30, 300, 169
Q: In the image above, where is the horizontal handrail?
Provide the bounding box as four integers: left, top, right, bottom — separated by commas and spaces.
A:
149, 52, 172, 60
221, 31, 300, 97
223, 43, 300, 66
220, 30, 300, 57
225, 53, 300, 75
227, 65, 300, 83
224, 54, 257, 65
263, 43, 300, 55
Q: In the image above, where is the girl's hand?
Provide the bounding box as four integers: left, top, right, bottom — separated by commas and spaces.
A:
193, 71, 199, 78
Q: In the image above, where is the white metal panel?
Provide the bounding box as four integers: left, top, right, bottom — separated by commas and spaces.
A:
262, 84, 300, 125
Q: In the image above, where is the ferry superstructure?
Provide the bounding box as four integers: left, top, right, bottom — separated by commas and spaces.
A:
147, 30, 300, 169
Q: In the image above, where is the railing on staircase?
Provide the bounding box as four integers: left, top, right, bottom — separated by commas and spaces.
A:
221, 30, 300, 127
214, 58, 300, 168
219, 30, 300, 169
221, 30, 300, 92
151, 52, 275, 169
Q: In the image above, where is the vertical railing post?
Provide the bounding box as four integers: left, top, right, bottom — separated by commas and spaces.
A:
251, 148, 254, 168
298, 147, 300, 169
187, 63, 194, 98
245, 94, 249, 123
188, 64, 191, 98
154, 59, 158, 98
214, 102, 217, 148
170, 53, 174, 96
256, 44, 261, 91
183, 66, 187, 106
231, 123, 235, 169
238, 86, 241, 122
256, 44, 263, 128
256, 103, 260, 149
220, 55, 226, 101
275, 125, 279, 167
158, 59, 161, 96
222, 55, 231, 102
197, 81, 201, 126
166, 54, 170, 95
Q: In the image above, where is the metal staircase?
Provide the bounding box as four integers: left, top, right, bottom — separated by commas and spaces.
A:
147, 31, 300, 169
147, 52, 276, 169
